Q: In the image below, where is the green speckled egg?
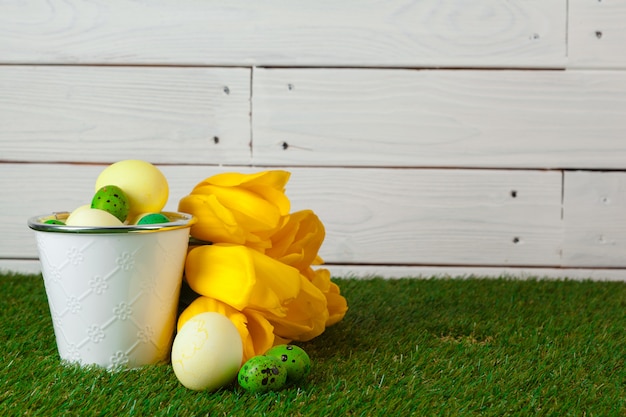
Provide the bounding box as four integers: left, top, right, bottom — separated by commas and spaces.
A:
91, 185, 130, 222
265, 344, 311, 383
135, 212, 170, 225
238, 355, 287, 393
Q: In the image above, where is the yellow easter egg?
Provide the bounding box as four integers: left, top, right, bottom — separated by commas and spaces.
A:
95, 160, 168, 216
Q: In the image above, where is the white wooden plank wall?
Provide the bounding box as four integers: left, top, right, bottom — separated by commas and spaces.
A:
0, 1, 566, 68
2, 0, 626, 280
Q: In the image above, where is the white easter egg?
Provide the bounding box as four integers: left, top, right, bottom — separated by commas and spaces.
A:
65, 205, 124, 227
171, 312, 243, 391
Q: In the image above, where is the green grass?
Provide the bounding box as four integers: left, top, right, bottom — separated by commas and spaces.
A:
1, 272, 625, 416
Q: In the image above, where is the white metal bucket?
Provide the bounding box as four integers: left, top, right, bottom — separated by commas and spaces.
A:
28, 212, 196, 370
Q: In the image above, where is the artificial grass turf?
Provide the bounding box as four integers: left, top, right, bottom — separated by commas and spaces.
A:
1, 273, 625, 416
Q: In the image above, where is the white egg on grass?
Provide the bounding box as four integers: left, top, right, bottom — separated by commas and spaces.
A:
171, 312, 243, 391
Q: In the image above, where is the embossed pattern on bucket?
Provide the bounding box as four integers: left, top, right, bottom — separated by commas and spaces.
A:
30, 212, 195, 370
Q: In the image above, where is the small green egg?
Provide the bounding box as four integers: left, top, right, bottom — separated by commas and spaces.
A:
238, 355, 287, 393
91, 185, 130, 222
135, 212, 170, 225
264, 344, 311, 383
44, 219, 65, 225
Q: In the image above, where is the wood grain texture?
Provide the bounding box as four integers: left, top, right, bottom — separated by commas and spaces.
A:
0, 66, 251, 164
563, 171, 626, 267
568, 0, 626, 69
0, 0, 566, 68
2, 1, 626, 278
4, 164, 563, 266
253, 68, 626, 169
285, 167, 563, 266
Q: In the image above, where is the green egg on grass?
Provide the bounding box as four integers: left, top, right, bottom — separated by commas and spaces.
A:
265, 344, 311, 383
238, 355, 288, 393
135, 212, 170, 225
91, 185, 130, 223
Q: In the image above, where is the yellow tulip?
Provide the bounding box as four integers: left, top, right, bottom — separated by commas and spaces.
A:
185, 244, 301, 317
177, 169, 349, 353
177, 296, 275, 363
266, 210, 326, 272
178, 171, 291, 250
306, 267, 349, 327
262, 273, 329, 341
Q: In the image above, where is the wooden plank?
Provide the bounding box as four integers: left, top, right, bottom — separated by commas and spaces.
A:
0, 260, 44, 276
4, 163, 563, 267
0, 66, 251, 164
568, 0, 626, 69
285, 167, 563, 266
0, 0, 566, 68
253, 68, 626, 169
562, 171, 626, 267
326, 265, 626, 281
5, 260, 626, 282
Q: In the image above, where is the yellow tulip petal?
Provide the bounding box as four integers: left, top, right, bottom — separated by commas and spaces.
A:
179, 194, 246, 244
266, 216, 299, 257
184, 245, 256, 310
193, 185, 285, 232
247, 248, 301, 316
246, 170, 291, 191
326, 288, 349, 327
196, 170, 290, 189
180, 170, 291, 248
241, 308, 276, 361
309, 268, 349, 327
245, 184, 291, 216
185, 244, 301, 317
309, 267, 331, 292
267, 210, 326, 272
266, 275, 328, 341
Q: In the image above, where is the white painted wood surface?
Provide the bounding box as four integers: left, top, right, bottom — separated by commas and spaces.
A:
253, 68, 626, 169
562, 171, 626, 267
0, 0, 566, 68
2, 0, 626, 279
4, 164, 562, 266
568, 0, 626, 69
7, 66, 626, 169
0, 66, 252, 164
326, 265, 626, 282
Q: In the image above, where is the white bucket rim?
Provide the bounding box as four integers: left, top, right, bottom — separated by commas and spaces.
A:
28, 211, 196, 234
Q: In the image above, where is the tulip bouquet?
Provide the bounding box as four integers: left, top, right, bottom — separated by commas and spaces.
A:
176, 170, 348, 361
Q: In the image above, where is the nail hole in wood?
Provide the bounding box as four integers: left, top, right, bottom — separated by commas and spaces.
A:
510, 190, 518, 198
595, 31, 603, 39
223, 86, 230, 95
282, 141, 289, 150
213, 136, 220, 144
512, 237, 520, 244
287, 83, 294, 91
